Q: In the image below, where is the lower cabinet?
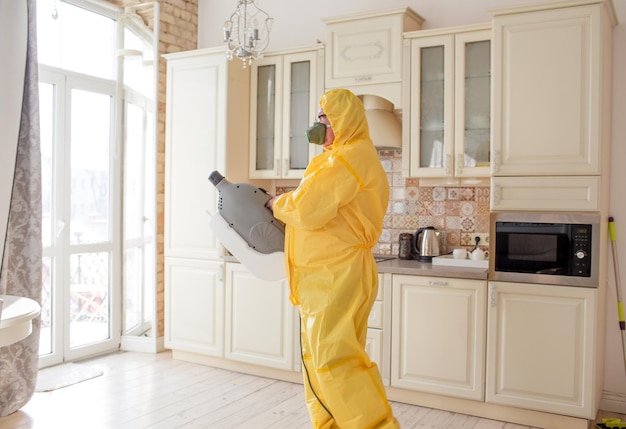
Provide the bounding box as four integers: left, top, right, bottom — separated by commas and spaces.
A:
164, 257, 225, 357
165, 263, 599, 426
225, 263, 298, 371
390, 274, 487, 400
485, 281, 598, 418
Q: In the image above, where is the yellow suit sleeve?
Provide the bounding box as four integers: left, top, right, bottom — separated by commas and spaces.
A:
272, 155, 361, 230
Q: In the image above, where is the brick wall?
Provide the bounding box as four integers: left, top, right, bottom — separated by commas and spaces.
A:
155, 0, 198, 338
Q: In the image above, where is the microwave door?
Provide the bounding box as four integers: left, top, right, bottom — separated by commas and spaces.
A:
497, 233, 562, 273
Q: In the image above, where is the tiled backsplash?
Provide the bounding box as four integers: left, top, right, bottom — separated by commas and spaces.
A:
276, 149, 491, 257
374, 150, 490, 257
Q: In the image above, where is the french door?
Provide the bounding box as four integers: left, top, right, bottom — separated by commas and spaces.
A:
39, 67, 122, 366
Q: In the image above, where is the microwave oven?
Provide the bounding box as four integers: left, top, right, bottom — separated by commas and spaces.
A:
489, 212, 600, 287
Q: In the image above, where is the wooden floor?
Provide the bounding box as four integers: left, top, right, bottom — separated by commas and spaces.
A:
0, 351, 623, 429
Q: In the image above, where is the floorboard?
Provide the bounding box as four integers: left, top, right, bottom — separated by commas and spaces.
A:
0, 350, 622, 429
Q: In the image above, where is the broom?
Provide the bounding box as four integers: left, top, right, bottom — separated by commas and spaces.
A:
608, 217, 626, 372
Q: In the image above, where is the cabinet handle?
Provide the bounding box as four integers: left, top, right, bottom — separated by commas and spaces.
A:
492, 184, 501, 206
428, 280, 449, 287
275, 158, 280, 175
493, 150, 501, 173
455, 154, 463, 176
284, 159, 289, 175
489, 283, 497, 307
444, 154, 452, 176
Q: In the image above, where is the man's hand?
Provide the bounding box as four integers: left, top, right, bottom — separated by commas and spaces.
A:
265, 196, 276, 212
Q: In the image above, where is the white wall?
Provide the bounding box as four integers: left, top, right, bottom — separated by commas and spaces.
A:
199, 0, 626, 410
198, 0, 551, 51
606, 1, 626, 407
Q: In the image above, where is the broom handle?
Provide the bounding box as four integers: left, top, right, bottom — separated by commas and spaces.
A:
608, 216, 626, 371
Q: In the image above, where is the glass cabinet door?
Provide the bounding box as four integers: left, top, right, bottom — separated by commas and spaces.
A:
407, 28, 490, 178
250, 48, 322, 179
409, 35, 454, 177
420, 45, 445, 169
252, 61, 280, 176
455, 30, 491, 177
284, 58, 312, 176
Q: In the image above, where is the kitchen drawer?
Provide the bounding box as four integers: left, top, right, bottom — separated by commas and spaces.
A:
490, 176, 601, 211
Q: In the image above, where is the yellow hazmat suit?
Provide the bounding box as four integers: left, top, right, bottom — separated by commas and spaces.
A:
271, 89, 399, 429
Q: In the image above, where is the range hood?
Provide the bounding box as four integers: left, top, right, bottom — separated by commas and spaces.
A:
360, 94, 402, 150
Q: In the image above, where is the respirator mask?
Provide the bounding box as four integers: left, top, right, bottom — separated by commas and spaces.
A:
305, 122, 328, 145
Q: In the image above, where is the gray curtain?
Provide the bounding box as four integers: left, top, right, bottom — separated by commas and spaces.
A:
0, 0, 42, 416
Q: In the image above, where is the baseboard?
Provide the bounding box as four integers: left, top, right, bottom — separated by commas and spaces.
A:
600, 390, 626, 414
120, 335, 165, 353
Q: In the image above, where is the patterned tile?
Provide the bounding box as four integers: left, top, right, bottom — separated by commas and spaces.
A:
374, 151, 491, 256
406, 201, 419, 216
432, 187, 446, 201
392, 187, 406, 201
447, 188, 461, 201
392, 201, 407, 215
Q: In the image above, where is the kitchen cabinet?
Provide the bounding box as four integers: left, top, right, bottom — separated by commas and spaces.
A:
225, 263, 298, 371
164, 48, 249, 355
366, 273, 392, 386
390, 274, 487, 400
249, 46, 324, 179
490, 0, 615, 211
165, 258, 224, 356
486, 281, 598, 418
323, 7, 423, 108
403, 25, 491, 179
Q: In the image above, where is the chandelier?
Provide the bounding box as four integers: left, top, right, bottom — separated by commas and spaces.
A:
223, 0, 274, 68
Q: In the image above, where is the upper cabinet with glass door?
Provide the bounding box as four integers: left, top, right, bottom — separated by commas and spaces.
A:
249, 46, 324, 179
403, 24, 491, 179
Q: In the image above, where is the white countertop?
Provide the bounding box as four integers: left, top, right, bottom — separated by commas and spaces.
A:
0, 295, 41, 347
375, 257, 488, 280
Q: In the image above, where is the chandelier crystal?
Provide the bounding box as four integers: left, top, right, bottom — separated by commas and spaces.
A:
223, 0, 274, 68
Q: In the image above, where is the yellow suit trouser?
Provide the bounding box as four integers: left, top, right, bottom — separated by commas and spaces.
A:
298, 271, 399, 429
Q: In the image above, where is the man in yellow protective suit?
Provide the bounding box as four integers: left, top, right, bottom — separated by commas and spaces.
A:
266, 89, 399, 428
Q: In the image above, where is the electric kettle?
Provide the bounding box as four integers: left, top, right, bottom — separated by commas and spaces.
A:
413, 226, 441, 262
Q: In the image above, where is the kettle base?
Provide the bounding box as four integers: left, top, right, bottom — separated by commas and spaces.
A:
418, 255, 433, 263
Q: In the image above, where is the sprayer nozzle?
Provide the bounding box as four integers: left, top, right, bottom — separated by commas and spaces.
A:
208, 171, 225, 187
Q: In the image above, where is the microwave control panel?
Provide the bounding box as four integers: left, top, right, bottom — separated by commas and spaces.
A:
571, 224, 592, 276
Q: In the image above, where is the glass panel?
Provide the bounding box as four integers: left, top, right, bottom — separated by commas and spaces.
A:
289, 61, 310, 170
69, 252, 110, 347
37, 0, 116, 79
125, 102, 144, 240
256, 65, 276, 170
39, 256, 53, 356
40, 82, 54, 248
124, 247, 141, 331
420, 130, 445, 168
70, 89, 111, 245
145, 110, 156, 240
420, 46, 445, 168
143, 111, 156, 331
464, 40, 491, 167
143, 233, 155, 329
122, 27, 154, 97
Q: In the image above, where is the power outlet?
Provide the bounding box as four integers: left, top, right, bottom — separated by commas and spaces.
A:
469, 233, 489, 248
